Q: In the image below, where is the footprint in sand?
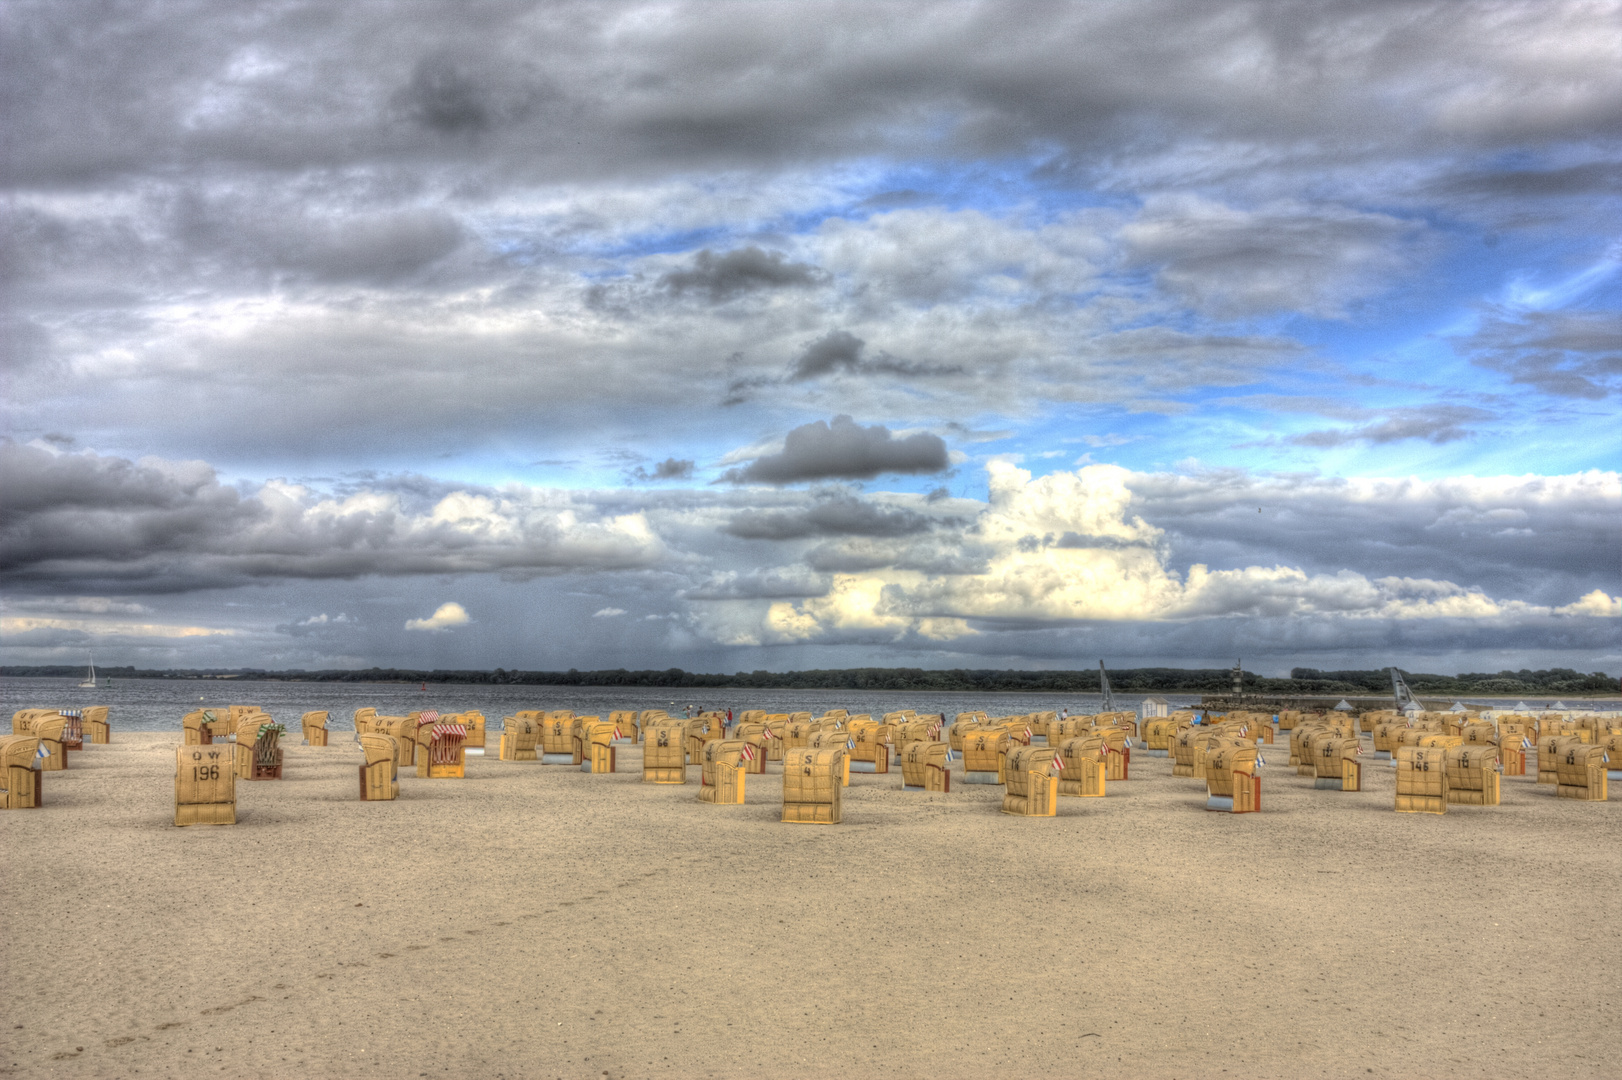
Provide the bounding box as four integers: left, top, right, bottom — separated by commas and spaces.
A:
201, 996, 262, 1015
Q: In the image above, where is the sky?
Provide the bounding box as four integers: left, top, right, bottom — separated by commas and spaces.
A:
1, 0, 1619, 677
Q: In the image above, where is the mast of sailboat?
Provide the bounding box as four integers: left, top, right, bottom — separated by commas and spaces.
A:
1389, 667, 1415, 712
1099, 660, 1115, 713
79, 653, 97, 689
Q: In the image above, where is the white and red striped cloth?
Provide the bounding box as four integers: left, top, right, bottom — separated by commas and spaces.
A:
430, 724, 466, 739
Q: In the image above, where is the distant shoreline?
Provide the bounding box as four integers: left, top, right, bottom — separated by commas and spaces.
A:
3, 664, 1615, 698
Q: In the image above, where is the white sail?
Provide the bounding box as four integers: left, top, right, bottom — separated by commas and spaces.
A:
78, 655, 97, 688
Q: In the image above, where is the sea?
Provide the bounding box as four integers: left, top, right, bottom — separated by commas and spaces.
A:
0, 676, 1209, 732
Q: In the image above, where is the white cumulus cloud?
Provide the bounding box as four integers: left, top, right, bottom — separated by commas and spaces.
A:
712, 461, 1620, 644
404, 602, 470, 632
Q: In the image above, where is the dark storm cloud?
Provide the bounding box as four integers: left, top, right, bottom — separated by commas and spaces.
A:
1456, 308, 1622, 399
788, 330, 965, 382
660, 247, 823, 302
1284, 406, 1494, 448
1128, 469, 1619, 608
723, 492, 935, 540
720, 416, 950, 484
0, 443, 662, 590
630, 458, 696, 482
395, 54, 494, 134
789, 330, 866, 380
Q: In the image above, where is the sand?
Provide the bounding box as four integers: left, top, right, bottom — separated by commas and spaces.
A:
2, 730, 1617, 1080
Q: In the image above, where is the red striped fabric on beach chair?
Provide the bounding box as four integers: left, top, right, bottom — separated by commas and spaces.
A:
429, 723, 466, 765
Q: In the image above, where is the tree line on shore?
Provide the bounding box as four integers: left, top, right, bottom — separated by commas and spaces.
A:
3, 664, 1614, 694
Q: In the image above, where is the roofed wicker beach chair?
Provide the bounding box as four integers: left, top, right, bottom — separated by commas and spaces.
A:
174, 745, 235, 826
359, 734, 400, 800
236, 718, 284, 780
29, 714, 71, 772
414, 712, 466, 778
301, 711, 329, 747
0, 736, 43, 809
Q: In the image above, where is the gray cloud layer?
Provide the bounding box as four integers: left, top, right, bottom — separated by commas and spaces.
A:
3, 443, 1614, 670
0, 442, 662, 591
1457, 307, 1622, 400
7, 2, 1617, 187
2, 0, 1615, 465
2, 2, 1616, 673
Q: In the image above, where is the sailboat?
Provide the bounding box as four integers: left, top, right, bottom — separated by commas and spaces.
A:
1389, 667, 1417, 713
78, 655, 98, 689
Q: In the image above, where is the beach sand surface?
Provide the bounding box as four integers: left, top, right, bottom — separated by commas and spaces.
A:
1, 732, 1617, 1079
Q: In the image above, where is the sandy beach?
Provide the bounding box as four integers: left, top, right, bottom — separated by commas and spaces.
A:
2, 729, 1617, 1080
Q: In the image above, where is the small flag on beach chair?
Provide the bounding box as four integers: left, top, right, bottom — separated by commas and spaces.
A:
1052, 754, 1064, 772
613, 726, 624, 741
35, 744, 50, 760
420, 710, 440, 725
740, 743, 756, 762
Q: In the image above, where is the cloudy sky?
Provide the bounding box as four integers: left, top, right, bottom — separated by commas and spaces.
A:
2, 0, 1618, 676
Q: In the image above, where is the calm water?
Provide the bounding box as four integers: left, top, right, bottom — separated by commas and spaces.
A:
0, 676, 1208, 733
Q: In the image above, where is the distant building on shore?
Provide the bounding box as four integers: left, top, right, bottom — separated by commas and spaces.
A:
1140, 695, 1170, 718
